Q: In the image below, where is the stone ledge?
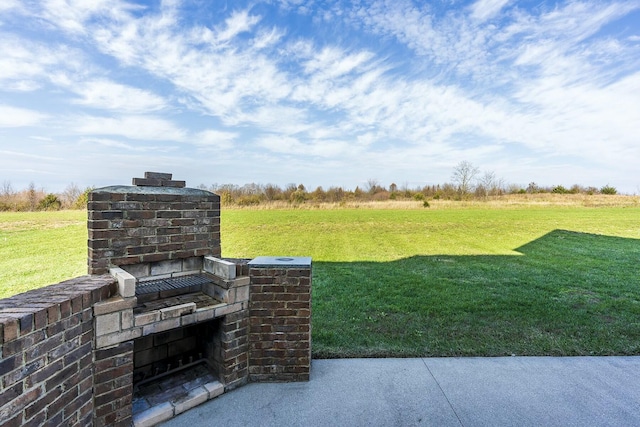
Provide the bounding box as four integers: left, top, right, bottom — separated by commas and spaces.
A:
134, 311, 161, 327
204, 381, 224, 399
159, 303, 196, 320
173, 386, 208, 415
132, 401, 173, 427
132, 380, 224, 427
142, 317, 181, 336
94, 296, 137, 316
96, 327, 142, 348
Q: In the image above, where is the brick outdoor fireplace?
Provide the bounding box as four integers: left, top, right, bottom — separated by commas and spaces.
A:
0, 173, 311, 427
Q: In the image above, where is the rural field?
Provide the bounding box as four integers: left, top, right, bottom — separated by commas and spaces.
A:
1, 195, 639, 357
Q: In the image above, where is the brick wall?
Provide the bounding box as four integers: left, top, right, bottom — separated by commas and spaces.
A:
215, 310, 249, 390
88, 186, 221, 275
0, 258, 313, 426
0, 275, 116, 427
94, 342, 133, 427
248, 258, 312, 382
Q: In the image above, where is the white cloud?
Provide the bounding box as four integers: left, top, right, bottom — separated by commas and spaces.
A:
0, 33, 104, 101
89, 6, 293, 123
0, 105, 48, 127
0, 0, 21, 13
72, 115, 187, 141
80, 137, 152, 151
511, 72, 640, 156
469, 0, 511, 22
237, 106, 313, 135
0, 149, 60, 161
302, 47, 374, 78
215, 10, 261, 43
256, 134, 354, 158
252, 27, 286, 50
71, 79, 167, 113
40, 0, 144, 34
1, 1, 639, 193
0, 36, 64, 89
193, 130, 238, 150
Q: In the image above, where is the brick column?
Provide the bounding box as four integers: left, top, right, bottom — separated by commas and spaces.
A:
215, 310, 249, 390
248, 257, 312, 382
93, 342, 134, 427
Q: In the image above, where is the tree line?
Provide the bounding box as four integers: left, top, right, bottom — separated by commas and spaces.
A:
202, 180, 618, 207
201, 162, 618, 207
0, 181, 91, 212
0, 162, 619, 211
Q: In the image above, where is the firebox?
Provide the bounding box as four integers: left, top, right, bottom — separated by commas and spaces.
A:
133, 320, 219, 385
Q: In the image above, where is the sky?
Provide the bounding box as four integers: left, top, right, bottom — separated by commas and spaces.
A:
1, 0, 640, 194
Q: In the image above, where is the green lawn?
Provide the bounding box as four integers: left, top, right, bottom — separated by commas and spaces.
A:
0, 211, 87, 298
221, 207, 640, 357
2, 206, 639, 357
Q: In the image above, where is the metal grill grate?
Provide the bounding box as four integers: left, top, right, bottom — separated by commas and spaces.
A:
135, 274, 213, 295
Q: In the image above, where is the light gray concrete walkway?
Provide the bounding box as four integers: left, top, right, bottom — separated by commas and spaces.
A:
161, 356, 640, 427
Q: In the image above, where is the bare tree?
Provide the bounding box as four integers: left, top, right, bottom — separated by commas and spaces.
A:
451, 161, 479, 197
365, 178, 383, 195
264, 184, 281, 201
61, 182, 82, 208
2, 181, 14, 198
28, 182, 38, 211
476, 171, 504, 198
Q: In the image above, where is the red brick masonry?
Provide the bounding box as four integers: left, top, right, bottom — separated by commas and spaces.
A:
0, 275, 118, 427
248, 258, 312, 382
88, 186, 221, 275
0, 260, 312, 426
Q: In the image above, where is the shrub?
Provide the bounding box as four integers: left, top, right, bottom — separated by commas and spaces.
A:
220, 191, 233, 205
585, 187, 598, 195
600, 185, 617, 195
72, 187, 93, 209
37, 194, 62, 211
423, 200, 430, 208
237, 195, 262, 206
290, 189, 307, 204
552, 185, 569, 194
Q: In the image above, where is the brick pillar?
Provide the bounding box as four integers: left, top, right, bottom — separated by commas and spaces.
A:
216, 310, 249, 390
93, 342, 134, 427
248, 257, 312, 382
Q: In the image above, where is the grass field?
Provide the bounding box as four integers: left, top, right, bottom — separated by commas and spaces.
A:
1, 199, 639, 357
0, 211, 87, 298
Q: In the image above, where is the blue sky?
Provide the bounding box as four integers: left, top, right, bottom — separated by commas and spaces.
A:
1, 0, 639, 194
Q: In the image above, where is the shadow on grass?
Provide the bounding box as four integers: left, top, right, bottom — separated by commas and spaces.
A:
312, 230, 640, 358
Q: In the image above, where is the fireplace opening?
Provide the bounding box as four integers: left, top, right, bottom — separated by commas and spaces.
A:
132, 318, 223, 418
